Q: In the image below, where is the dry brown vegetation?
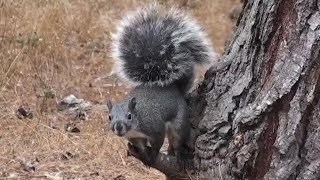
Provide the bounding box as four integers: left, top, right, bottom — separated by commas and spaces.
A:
0, 0, 241, 179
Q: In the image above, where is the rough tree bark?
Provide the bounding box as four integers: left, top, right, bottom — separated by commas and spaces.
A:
129, 0, 320, 179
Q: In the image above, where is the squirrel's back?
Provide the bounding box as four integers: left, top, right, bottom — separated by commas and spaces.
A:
111, 3, 216, 90
128, 84, 185, 119
127, 84, 187, 137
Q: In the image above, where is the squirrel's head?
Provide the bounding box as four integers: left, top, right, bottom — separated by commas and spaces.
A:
107, 97, 138, 137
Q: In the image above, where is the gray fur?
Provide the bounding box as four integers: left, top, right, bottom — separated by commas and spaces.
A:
111, 3, 216, 89
108, 85, 189, 165
108, 3, 215, 166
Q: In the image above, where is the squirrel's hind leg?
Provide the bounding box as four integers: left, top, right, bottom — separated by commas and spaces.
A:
167, 106, 192, 169
146, 131, 165, 166
168, 106, 190, 154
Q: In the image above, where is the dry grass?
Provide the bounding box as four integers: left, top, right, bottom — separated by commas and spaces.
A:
0, 0, 241, 179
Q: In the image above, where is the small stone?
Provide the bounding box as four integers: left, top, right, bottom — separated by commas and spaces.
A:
18, 158, 38, 173
113, 175, 126, 180
61, 151, 77, 160
16, 106, 33, 119
57, 94, 80, 110
57, 94, 92, 121
65, 123, 80, 133
90, 172, 99, 176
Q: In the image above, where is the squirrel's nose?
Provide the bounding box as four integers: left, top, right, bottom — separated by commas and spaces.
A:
116, 123, 123, 132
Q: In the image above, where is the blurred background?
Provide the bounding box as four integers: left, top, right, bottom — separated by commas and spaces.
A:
0, 0, 242, 179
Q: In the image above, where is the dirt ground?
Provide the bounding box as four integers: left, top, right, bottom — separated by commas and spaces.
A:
0, 0, 241, 179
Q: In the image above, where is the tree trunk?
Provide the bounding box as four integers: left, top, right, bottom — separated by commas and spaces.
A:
129, 0, 320, 179
193, 0, 320, 179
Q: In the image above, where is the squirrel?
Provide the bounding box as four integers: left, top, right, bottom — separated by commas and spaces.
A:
107, 3, 216, 166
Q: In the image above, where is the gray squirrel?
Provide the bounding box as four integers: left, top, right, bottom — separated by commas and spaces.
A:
107, 3, 216, 166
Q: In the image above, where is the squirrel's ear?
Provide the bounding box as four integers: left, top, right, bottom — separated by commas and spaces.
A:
128, 97, 136, 111
107, 99, 113, 111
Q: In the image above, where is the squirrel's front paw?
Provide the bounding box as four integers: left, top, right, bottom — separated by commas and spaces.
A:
127, 143, 139, 156
134, 146, 157, 167
127, 143, 156, 167
140, 149, 158, 167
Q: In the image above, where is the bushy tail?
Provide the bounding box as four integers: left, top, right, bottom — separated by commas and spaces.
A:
111, 3, 216, 87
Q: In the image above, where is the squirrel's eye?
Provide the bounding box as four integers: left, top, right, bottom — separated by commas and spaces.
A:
108, 115, 112, 121
127, 114, 132, 120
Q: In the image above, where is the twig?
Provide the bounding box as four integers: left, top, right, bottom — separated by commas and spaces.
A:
0, 47, 25, 96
